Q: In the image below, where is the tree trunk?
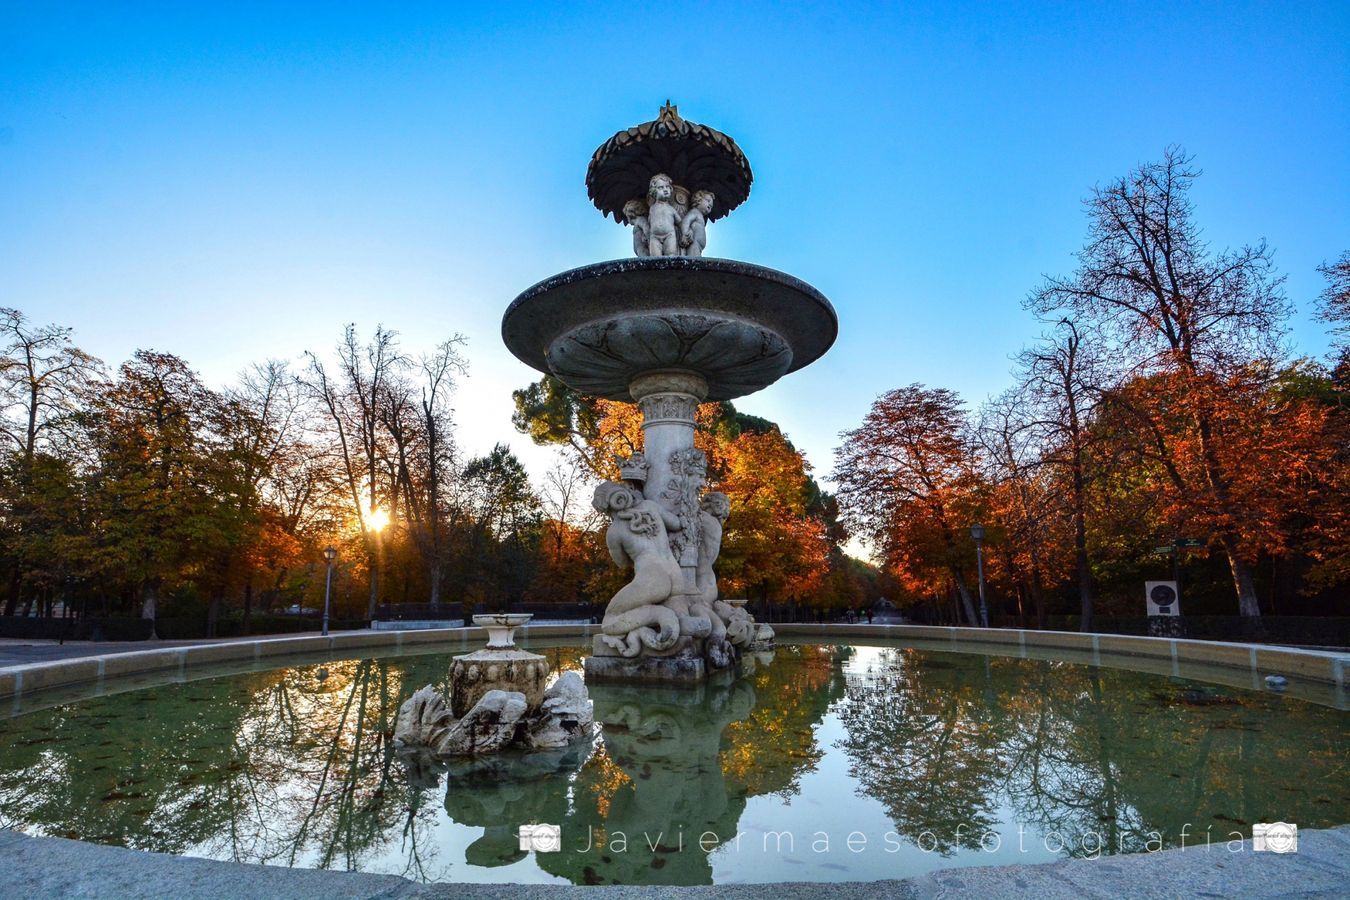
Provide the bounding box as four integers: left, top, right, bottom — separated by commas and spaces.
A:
1222, 535, 1262, 617
207, 593, 221, 638
1071, 454, 1095, 632
429, 568, 441, 609
1077, 541, 1094, 633
1193, 402, 1261, 618
141, 578, 159, 620
366, 544, 380, 620
954, 578, 979, 626
2, 568, 18, 616
1026, 545, 1048, 630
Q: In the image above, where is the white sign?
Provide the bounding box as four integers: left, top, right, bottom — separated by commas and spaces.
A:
1145, 581, 1180, 616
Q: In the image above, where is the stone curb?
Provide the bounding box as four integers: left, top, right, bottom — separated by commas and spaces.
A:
0, 824, 1345, 898
2, 623, 1346, 709
775, 623, 1350, 707
0, 624, 596, 703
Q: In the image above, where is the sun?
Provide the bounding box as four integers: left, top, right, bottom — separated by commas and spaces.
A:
365, 507, 390, 533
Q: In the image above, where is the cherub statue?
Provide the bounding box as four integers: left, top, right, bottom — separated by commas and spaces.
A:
644, 173, 681, 257
680, 190, 714, 258
592, 481, 683, 657
623, 199, 650, 258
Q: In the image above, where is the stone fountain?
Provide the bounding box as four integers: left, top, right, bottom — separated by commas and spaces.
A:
502, 103, 837, 683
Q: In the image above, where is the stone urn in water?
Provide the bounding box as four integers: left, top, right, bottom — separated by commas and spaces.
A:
502, 103, 836, 682
450, 614, 548, 717
393, 613, 593, 760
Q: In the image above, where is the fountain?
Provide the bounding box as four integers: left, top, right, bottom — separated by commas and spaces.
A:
502, 103, 837, 682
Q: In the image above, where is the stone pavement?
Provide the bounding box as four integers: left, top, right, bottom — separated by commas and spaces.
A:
1, 824, 1345, 899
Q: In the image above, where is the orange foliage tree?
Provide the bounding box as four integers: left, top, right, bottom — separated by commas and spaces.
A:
834, 385, 988, 624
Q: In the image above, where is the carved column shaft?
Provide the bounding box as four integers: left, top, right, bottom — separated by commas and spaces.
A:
630, 371, 707, 594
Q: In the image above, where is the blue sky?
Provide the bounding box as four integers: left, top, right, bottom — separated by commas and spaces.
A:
3, 2, 1347, 487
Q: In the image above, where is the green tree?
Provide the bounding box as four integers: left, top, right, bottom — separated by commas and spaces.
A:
87, 351, 228, 622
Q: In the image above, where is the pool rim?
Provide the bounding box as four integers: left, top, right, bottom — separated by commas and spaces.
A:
1, 622, 1346, 712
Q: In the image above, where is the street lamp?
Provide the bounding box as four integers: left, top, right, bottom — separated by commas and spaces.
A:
970, 524, 989, 628
322, 546, 337, 637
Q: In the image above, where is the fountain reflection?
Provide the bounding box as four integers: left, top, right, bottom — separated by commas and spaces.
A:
538, 646, 851, 885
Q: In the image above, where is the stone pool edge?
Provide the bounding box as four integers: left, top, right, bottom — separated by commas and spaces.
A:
1, 622, 1346, 704
0, 824, 1345, 899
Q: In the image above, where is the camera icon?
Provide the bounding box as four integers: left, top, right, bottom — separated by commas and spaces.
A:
1252, 822, 1298, 853
518, 823, 562, 853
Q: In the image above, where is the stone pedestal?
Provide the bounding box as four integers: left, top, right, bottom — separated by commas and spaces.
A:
584, 652, 706, 684
450, 614, 548, 718
585, 632, 707, 683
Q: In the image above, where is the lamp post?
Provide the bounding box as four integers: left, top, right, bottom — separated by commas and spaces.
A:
322, 546, 337, 637
970, 524, 989, 628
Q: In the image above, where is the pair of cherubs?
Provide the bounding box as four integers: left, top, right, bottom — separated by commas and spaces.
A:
624, 174, 714, 258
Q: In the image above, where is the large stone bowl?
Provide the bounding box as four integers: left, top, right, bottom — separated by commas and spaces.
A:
502, 257, 837, 401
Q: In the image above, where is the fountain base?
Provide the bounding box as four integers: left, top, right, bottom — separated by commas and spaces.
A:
584, 653, 707, 683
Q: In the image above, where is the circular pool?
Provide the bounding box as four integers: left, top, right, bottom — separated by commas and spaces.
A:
0, 639, 1344, 885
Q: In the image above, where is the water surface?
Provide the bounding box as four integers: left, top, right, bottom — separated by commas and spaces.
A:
0, 642, 1344, 884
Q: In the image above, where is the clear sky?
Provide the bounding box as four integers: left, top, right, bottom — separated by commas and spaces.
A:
3, 2, 1347, 488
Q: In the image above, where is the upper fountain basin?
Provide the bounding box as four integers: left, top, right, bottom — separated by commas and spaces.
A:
502, 257, 837, 402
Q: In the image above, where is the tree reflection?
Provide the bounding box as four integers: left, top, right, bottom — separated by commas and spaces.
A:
835, 649, 1012, 853
833, 648, 1350, 859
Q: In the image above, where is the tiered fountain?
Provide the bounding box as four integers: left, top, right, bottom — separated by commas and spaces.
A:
502, 103, 837, 682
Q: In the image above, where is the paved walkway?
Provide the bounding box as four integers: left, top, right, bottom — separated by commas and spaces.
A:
1, 825, 1345, 898
0, 634, 312, 667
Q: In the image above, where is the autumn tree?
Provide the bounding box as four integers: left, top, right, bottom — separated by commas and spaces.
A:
714, 426, 830, 605
530, 453, 604, 604
202, 361, 307, 634
305, 325, 409, 616
978, 391, 1059, 628
834, 385, 985, 625
1028, 148, 1291, 617
1003, 319, 1107, 629
377, 338, 468, 609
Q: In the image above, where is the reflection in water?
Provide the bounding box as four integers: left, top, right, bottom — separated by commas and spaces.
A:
0, 643, 1344, 884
